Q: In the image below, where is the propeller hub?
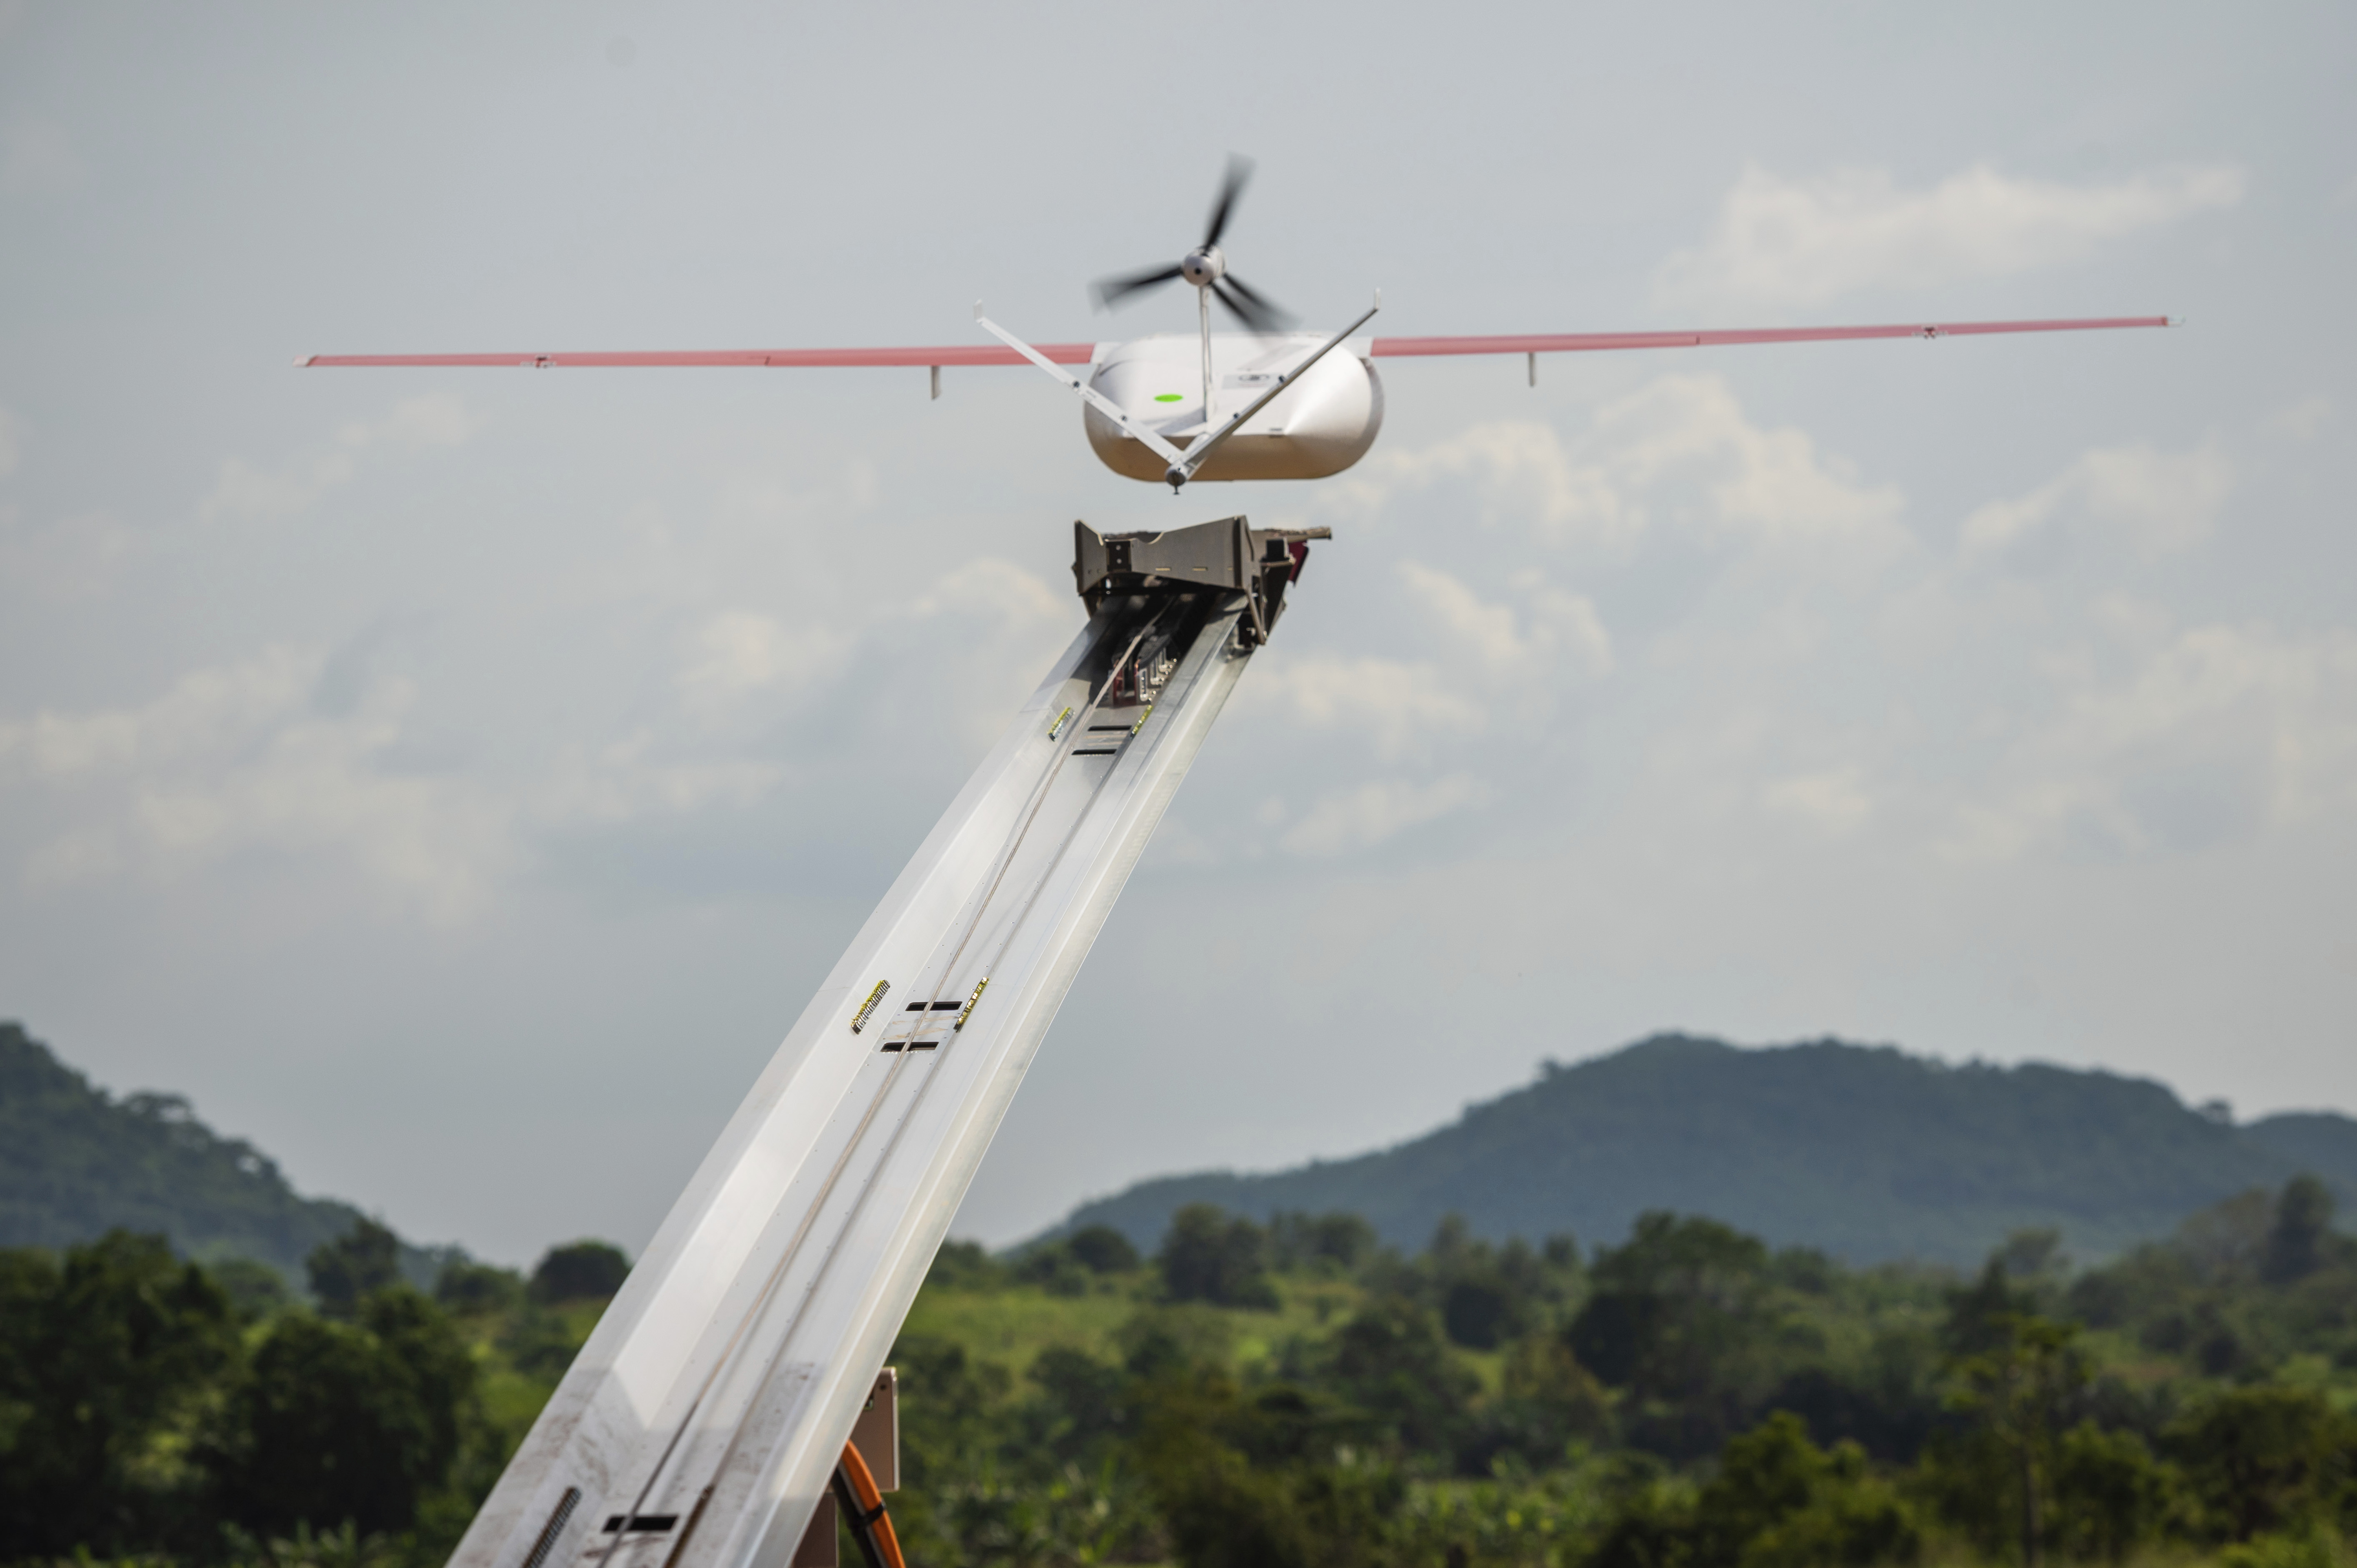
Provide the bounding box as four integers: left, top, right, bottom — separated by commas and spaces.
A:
1180, 246, 1226, 288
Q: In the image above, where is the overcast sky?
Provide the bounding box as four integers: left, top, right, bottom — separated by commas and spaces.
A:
2, 3, 2351, 1264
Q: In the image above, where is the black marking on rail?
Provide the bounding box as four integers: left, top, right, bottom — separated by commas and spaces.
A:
1073, 747, 1119, 756
904, 1000, 962, 1012
601, 1515, 679, 1534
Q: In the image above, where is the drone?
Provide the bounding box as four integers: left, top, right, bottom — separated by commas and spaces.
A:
298, 157, 2170, 493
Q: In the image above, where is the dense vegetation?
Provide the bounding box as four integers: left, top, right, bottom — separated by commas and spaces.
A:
18, 1174, 2349, 1568
887, 1179, 2357, 1568
0, 1022, 443, 1279
10, 1019, 2357, 1566
0, 1220, 625, 1568
1057, 1035, 2357, 1266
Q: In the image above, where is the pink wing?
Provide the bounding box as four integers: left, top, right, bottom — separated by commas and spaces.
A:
1369, 316, 2171, 357
295, 344, 1095, 368
295, 316, 2170, 370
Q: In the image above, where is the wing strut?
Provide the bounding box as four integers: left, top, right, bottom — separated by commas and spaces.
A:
1162, 299, 1379, 491
972, 308, 1188, 474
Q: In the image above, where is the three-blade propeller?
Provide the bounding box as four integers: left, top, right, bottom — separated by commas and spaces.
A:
1090, 156, 1296, 334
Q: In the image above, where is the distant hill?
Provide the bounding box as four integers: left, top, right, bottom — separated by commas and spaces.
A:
1050, 1035, 2357, 1268
0, 1020, 434, 1281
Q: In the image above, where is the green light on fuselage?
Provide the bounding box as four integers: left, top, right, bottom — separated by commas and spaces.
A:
1153, 393, 1184, 402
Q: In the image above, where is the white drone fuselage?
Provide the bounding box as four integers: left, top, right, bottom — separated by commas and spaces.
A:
1081, 332, 1384, 483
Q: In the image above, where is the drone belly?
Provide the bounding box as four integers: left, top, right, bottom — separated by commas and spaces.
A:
1083, 345, 1383, 483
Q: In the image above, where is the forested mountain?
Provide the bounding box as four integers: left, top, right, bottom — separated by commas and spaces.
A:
0, 1020, 431, 1279
14, 1015, 2357, 1280
1053, 1034, 2357, 1266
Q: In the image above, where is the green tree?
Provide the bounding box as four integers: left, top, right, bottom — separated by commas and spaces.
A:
1128, 1357, 1397, 1568
1569, 1213, 1778, 1458
2163, 1384, 2351, 1544
922, 1238, 1005, 1290
435, 1256, 525, 1314
529, 1239, 630, 1304
1463, 1332, 1614, 1472
0, 1232, 240, 1558
210, 1257, 297, 1321
1696, 1412, 1919, 1568
1421, 1214, 1547, 1352
1325, 1296, 1477, 1456
1159, 1205, 1279, 1310
1943, 1248, 2044, 1360
1067, 1224, 1142, 1275
1944, 1313, 2088, 1568
307, 1218, 402, 1319
1267, 1212, 1380, 1274
206, 1284, 478, 1537
2047, 1421, 2171, 1563
2260, 1176, 2335, 1287
1021, 1344, 1130, 1465
1586, 1460, 1699, 1568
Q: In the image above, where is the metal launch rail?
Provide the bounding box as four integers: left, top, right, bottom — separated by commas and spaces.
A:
449, 515, 1328, 1568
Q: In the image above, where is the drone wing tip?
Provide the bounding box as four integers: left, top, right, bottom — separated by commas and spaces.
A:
293, 354, 313, 367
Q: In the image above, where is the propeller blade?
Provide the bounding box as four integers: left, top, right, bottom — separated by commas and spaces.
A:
1212, 277, 1291, 335
1219, 273, 1294, 329
1091, 262, 1185, 311
1202, 154, 1254, 247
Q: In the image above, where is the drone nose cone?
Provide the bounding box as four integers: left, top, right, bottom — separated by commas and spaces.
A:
1180, 246, 1226, 288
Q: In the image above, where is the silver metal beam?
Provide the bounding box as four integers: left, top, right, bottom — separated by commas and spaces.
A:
449, 516, 1327, 1568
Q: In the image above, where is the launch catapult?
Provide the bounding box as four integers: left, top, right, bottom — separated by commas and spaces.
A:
455, 516, 1327, 1568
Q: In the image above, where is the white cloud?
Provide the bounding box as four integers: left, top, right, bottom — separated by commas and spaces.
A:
679, 610, 847, 718
0, 542, 1080, 923
1656, 161, 2245, 309
0, 647, 509, 920
1350, 387, 2339, 886
897, 558, 1076, 751
539, 731, 785, 826
200, 394, 482, 523
1367, 420, 1639, 548
1280, 773, 1491, 857
1361, 377, 1902, 553
1241, 651, 1486, 760
1961, 440, 2232, 566
1762, 766, 1875, 834
0, 647, 317, 778
1397, 561, 1615, 681
1941, 617, 2357, 863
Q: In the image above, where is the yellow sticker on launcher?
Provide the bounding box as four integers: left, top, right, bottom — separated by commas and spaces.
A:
954, 977, 990, 1032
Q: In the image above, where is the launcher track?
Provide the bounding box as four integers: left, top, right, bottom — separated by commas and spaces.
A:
447, 572, 1263, 1568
